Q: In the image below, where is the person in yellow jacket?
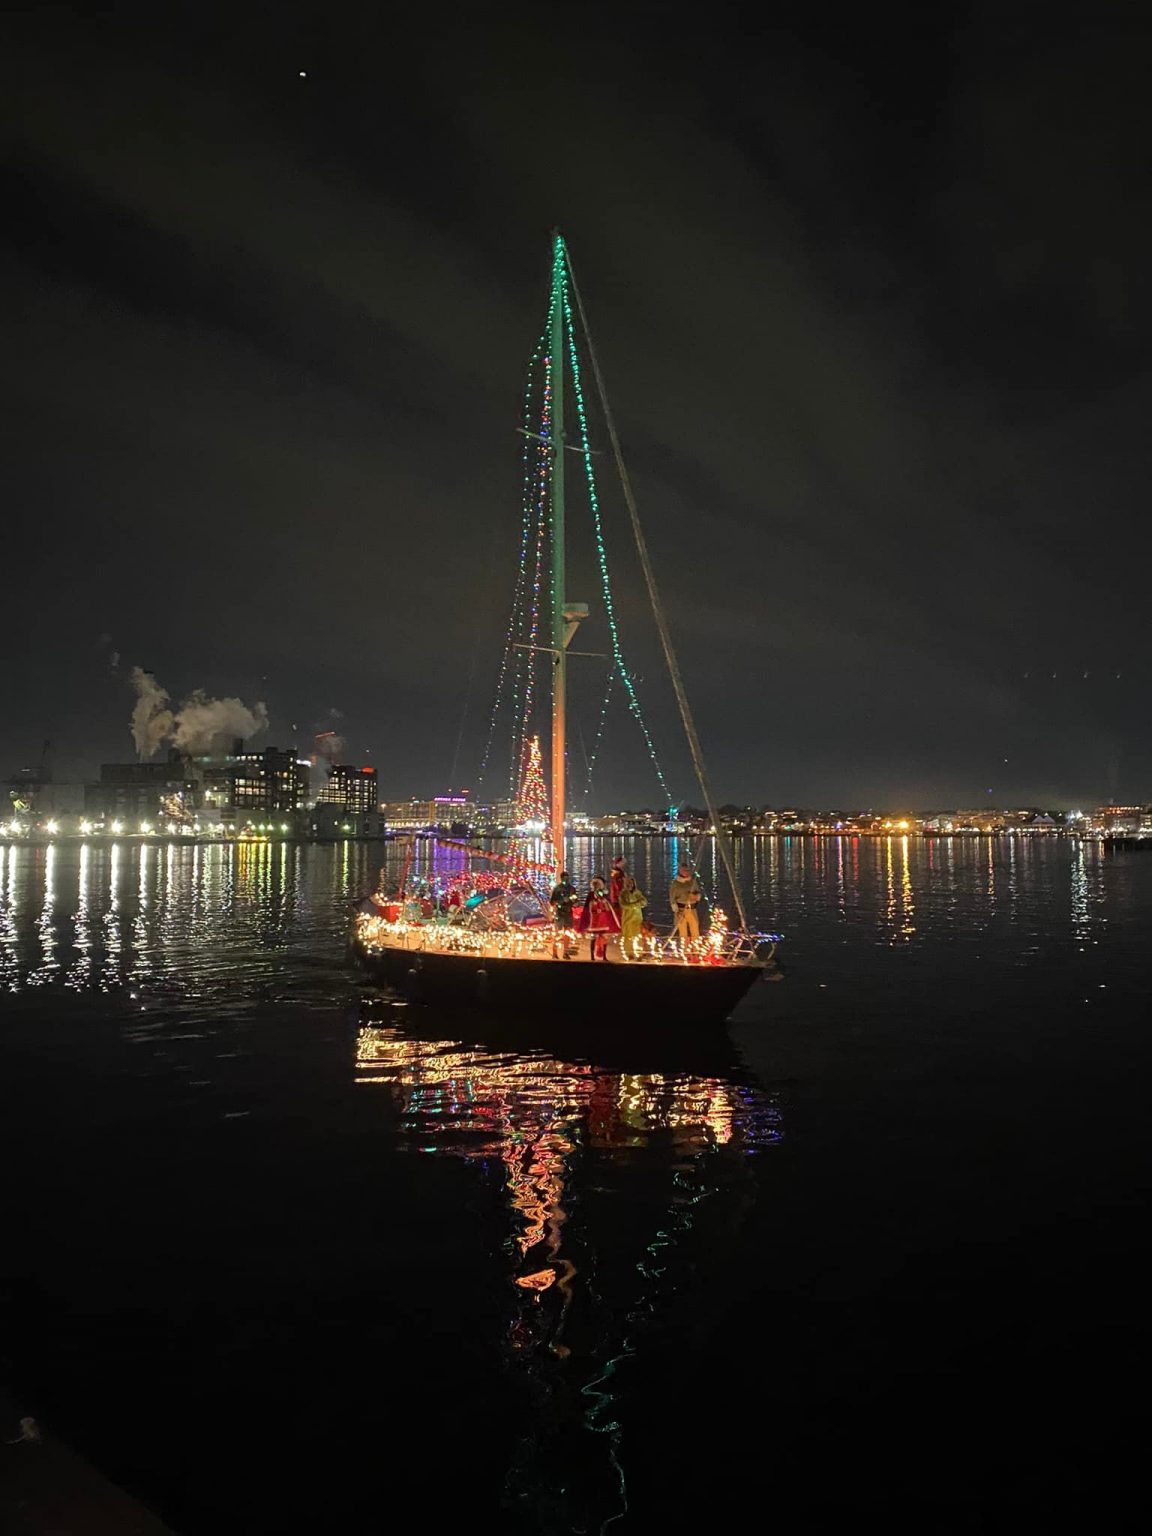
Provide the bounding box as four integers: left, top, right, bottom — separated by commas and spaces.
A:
618, 875, 648, 958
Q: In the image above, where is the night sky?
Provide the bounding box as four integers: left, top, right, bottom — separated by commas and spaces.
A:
4, 4, 1151, 810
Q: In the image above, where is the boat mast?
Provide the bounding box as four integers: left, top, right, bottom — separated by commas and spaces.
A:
564, 247, 752, 933
549, 232, 566, 876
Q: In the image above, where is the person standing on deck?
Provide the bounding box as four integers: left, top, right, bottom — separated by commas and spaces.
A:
618, 875, 647, 959
669, 865, 702, 944
550, 871, 577, 957
550, 871, 576, 929
609, 856, 627, 912
577, 877, 620, 960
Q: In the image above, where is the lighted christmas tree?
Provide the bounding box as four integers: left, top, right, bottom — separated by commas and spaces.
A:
517, 734, 548, 828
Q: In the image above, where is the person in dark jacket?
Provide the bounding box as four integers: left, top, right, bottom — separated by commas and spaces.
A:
550, 871, 577, 929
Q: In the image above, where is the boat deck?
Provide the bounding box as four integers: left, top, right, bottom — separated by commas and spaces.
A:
355, 903, 771, 967
358, 924, 760, 970
375, 936, 723, 965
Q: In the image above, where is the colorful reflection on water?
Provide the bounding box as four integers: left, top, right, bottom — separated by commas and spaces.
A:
355, 1010, 782, 1528
0, 834, 1143, 1533
0, 839, 376, 1004
0, 834, 1116, 1001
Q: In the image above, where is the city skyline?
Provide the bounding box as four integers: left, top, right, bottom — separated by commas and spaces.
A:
6, 721, 1146, 840
4, 8, 1151, 810
2, 705, 1145, 820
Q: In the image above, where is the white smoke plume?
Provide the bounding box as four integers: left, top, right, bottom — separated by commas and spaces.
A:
131, 668, 175, 759
130, 668, 268, 759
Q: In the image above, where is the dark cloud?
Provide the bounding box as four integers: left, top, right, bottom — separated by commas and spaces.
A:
2, 3, 1150, 805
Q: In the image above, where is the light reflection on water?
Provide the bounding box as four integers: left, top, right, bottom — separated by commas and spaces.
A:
0, 840, 387, 1009
0, 833, 1143, 1532
355, 1011, 781, 1529
30, 843, 57, 986
0, 834, 1122, 999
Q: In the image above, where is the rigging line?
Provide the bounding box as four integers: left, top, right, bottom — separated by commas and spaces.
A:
511, 349, 554, 795
691, 831, 719, 907
509, 365, 550, 779
477, 343, 547, 789
481, 327, 554, 797
561, 290, 674, 811
511, 467, 548, 797
565, 247, 750, 933
582, 668, 614, 801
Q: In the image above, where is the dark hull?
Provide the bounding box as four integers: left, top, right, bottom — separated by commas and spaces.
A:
353, 937, 765, 1029
357, 995, 758, 1077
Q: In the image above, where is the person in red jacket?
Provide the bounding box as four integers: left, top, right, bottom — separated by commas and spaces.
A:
609, 856, 627, 911
576, 876, 620, 960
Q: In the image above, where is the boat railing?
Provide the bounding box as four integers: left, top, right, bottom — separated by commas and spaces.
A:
355, 908, 778, 967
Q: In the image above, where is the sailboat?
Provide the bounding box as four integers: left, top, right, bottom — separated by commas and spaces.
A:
353, 233, 777, 1025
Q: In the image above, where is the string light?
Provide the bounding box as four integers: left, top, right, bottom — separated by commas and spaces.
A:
481, 246, 676, 816
355, 906, 773, 967
559, 259, 675, 810
581, 669, 614, 802
506, 346, 547, 788
477, 316, 553, 794
516, 734, 548, 827
559, 241, 728, 909
512, 354, 552, 791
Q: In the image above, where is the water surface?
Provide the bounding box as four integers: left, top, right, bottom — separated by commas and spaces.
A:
0, 836, 1148, 1530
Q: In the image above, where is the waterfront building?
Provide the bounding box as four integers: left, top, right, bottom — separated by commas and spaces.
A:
842, 814, 884, 833
87, 747, 307, 822
4, 761, 54, 814
1008, 811, 1060, 833
1091, 804, 1152, 836
197, 762, 238, 811
308, 805, 387, 839
382, 795, 474, 832
317, 764, 379, 814
951, 809, 1006, 833
716, 805, 756, 833
230, 749, 311, 815
88, 753, 198, 823
490, 798, 521, 831
14, 783, 88, 816
381, 800, 429, 830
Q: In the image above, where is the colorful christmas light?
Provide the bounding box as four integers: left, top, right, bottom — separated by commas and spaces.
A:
479, 239, 676, 817
517, 733, 549, 828
581, 669, 614, 803
560, 269, 674, 810
354, 905, 772, 968
477, 314, 553, 796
